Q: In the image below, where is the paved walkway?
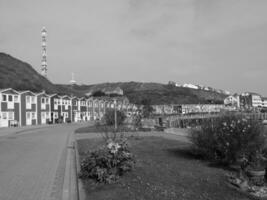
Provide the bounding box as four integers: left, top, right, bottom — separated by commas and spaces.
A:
0, 123, 86, 200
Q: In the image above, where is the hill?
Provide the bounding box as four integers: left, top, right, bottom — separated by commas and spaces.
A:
57, 82, 227, 105
0, 53, 227, 104
0, 53, 83, 96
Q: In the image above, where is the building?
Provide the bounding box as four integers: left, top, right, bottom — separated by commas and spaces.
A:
36, 91, 51, 125
71, 96, 80, 122
182, 83, 199, 90
0, 88, 20, 127
0, 87, 136, 127
60, 95, 72, 123
240, 92, 262, 109
79, 97, 88, 121
224, 94, 240, 108
262, 97, 267, 108
19, 91, 38, 126
49, 94, 61, 123
103, 87, 124, 96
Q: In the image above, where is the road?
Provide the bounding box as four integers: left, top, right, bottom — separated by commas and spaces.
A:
0, 123, 85, 200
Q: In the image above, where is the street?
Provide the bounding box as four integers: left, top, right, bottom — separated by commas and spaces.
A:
0, 123, 85, 200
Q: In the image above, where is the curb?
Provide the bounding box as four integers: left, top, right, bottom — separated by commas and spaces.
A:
74, 138, 86, 200
62, 132, 79, 200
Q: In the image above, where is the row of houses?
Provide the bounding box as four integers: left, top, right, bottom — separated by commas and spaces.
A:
0, 88, 137, 128
224, 93, 267, 110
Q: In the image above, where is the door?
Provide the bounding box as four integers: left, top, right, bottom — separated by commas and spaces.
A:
41, 112, 46, 124
26, 112, 32, 125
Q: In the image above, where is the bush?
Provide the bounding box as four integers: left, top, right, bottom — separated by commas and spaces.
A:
79, 138, 135, 184
190, 113, 266, 165
104, 109, 126, 126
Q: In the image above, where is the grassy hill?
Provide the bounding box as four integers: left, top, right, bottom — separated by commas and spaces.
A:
0, 53, 227, 104
57, 82, 227, 105
0, 53, 83, 96
0, 53, 58, 93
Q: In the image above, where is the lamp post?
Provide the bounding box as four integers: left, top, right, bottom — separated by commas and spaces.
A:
114, 99, 117, 131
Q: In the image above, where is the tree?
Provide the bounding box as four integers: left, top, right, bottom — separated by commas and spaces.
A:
140, 98, 154, 118
92, 90, 106, 97
104, 109, 126, 126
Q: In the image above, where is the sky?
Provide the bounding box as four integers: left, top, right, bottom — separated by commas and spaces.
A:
0, 0, 267, 96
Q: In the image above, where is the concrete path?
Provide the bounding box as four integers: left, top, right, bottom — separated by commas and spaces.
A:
0, 123, 86, 200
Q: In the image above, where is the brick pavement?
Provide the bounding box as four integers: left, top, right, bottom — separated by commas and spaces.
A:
0, 123, 85, 200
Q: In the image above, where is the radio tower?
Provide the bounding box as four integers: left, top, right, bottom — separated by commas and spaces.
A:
41, 27, 47, 77
70, 73, 76, 85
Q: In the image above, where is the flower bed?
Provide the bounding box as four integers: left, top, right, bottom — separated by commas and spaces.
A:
79, 138, 135, 184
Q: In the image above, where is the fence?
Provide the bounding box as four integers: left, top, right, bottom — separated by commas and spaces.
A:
166, 112, 267, 128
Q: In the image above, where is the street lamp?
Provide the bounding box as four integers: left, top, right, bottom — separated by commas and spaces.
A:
114, 99, 117, 131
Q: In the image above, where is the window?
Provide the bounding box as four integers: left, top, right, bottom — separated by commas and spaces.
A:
46, 112, 49, 118
2, 112, 7, 119
45, 98, 49, 104
8, 112, 14, 120
14, 95, 19, 102
65, 112, 68, 118
8, 95, 13, 102
2, 94, 7, 101
26, 112, 31, 119
41, 112, 45, 118
31, 96, 36, 103
26, 96, 31, 103
32, 112, 36, 119
41, 98, 45, 103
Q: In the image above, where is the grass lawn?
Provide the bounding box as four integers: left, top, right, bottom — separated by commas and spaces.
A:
77, 136, 250, 200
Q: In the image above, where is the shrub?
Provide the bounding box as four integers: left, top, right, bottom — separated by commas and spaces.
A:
131, 112, 142, 129
79, 138, 135, 184
190, 113, 266, 165
104, 109, 126, 126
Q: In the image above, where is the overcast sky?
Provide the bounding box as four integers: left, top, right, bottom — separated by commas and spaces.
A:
0, 0, 267, 96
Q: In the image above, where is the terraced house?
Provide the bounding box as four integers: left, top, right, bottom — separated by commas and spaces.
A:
71, 96, 80, 122
36, 91, 51, 124
19, 90, 37, 126
49, 94, 61, 123
79, 97, 88, 121
0, 87, 133, 128
0, 88, 20, 127
60, 95, 72, 123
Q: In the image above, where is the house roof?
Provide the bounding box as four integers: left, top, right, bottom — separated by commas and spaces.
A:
60, 95, 71, 99
0, 88, 20, 94
18, 90, 36, 96
242, 92, 262, 97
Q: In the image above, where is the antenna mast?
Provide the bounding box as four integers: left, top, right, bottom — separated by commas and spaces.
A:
41, 27, 47, 77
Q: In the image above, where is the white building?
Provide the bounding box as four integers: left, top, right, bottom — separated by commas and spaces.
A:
182, 83, 199, 90
251, 93, 262, 107
224, 95, 240, 108
262, 97, 267, 108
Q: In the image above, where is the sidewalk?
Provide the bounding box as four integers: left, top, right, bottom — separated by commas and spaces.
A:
0, 124, 57, 137
0, 122, 89, 138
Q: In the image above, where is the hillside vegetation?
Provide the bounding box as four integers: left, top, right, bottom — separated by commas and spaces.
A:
0, 53, 226, 104
58, 82, 227, 105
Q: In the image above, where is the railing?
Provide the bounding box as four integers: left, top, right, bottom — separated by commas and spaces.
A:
165, 112, 267, 128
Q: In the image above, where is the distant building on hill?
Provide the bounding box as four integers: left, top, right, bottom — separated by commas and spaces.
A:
262, 97, 267, 108
182, 83, 199, 90
240, 92, 262, 109
224, 94, 240, 108
102, 87, 124, 96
